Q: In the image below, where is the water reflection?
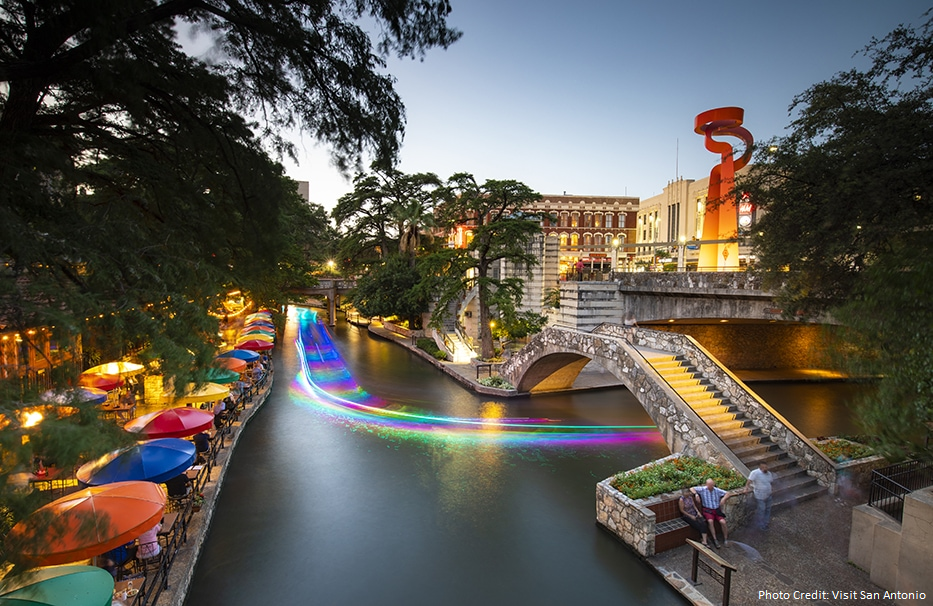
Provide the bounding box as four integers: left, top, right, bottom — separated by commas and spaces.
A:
292, 307, 660, 446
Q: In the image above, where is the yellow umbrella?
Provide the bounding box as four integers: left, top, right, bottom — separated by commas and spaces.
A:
173, 382, 229, 405
83, 361, 145, 377
236, 333, 274, 343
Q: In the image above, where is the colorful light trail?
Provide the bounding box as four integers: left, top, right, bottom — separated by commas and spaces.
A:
291, 307, 661, 446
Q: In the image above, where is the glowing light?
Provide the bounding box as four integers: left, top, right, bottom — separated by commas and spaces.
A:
290, 308, 659, 447
22, 411, 44, 428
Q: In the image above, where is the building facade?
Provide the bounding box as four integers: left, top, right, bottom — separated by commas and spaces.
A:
636, 169, 758, 270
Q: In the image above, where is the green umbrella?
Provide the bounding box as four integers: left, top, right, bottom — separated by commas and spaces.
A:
206, 368, 240, 384
0, 565, 114, 606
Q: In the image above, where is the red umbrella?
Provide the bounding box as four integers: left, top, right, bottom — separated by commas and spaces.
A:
235, 339, 274, 351
213, 356, 247, 372
124, 407, 213, 439
78, 373, 124, 391
7, 481, 165, 567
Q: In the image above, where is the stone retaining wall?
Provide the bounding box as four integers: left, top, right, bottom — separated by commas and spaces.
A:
597, 454, 749, 557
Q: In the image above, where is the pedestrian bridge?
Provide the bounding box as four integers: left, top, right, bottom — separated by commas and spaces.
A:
291, 280, 356, 326
500, 324, 837, 499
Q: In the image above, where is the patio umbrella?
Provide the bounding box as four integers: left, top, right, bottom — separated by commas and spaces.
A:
76, 439, 196, 486
241, 326, 274, 334
82, 362, 145, 377
216, 349, 260, 362
244, 319, 274, 327
236, 333, 273, 344
78, 373, 123, 392
40, 387, 108, 406
246, 311, 272, 319
7, 481, 165, 567
0, 565, 114, 606
213, 357, 247, 373
124, 407, 213, 439
172, 382, 229, 405
206, 368, 240, 384
235, 339, 274, 352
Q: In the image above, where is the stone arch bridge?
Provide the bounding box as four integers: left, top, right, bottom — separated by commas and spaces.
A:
290, 280, 356, 326
499, 324, 837, 496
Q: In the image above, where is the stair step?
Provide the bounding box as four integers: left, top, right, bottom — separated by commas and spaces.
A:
772, 483, 826, 509
722, 434, 766, 450
715, 425, 762, 440
685, 396, 728, 408
732, 442, 781, 460
744, 451, 794, 469
698, 411, 743, 424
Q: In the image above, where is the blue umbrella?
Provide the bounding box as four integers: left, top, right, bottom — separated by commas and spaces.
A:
40, 387, 108, 405
76, 438, 196, 486
216, 349, 260, 362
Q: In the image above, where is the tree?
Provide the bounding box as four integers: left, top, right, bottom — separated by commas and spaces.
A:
349, 254, 429, 326
332, 166, 441, 272
0, 0, 459, 565
433, 174, 542, 360
740, 14, 933, 460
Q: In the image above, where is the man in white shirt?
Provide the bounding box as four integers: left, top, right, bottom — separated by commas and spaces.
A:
747, 462, 775, 529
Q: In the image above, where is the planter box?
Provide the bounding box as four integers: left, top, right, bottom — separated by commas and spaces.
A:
814, 438, 886, 494
596, 454, 749, 557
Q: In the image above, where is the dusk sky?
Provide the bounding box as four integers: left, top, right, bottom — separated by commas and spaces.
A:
284, 1, 931, 210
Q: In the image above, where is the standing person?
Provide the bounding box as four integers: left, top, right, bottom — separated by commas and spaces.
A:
678, 488, 709, 547
747, 462, 775, 529
691, 479, 732, 548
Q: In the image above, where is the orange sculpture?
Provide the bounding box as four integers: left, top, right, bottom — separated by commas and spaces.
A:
694, 107, 753, 271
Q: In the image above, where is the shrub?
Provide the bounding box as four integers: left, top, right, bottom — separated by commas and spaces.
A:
610, 456, 746, 500
478, 376, 514, 389
814, 438, 875, 462
432, 350, 448, 361
416, 337, 441, 354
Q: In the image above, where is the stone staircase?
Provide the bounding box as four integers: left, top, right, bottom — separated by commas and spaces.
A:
643, 352, 825, 509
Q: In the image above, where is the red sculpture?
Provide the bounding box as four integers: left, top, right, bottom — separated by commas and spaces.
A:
694, 107, 753, 271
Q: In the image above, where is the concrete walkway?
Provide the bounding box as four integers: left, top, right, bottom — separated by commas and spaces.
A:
648, 486, 896, 606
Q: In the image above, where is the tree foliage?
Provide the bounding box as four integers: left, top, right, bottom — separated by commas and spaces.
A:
0, 0, 459, 561
349, 253, 429, 325
741, 14, 933, 460
332, 166, 441, 272
432, 174, 543, 359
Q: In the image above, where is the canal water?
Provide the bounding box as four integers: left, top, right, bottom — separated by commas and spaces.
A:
185, 308, 863, 605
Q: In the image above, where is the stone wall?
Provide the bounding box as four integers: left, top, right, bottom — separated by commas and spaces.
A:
501, 326, 747, 472
632, 328, 838, 489
652, 323, 836, 370
597, 454, 749, 557
849, 488, 933, 602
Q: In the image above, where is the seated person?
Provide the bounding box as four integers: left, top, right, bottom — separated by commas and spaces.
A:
679, 488, 709, 547
100, 541, 134, 577
164, 473, 190, 499
193, 432, 210, 461
136, 522, 162, 560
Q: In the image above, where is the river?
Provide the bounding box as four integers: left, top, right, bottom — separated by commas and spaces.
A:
184, 307, 864, 605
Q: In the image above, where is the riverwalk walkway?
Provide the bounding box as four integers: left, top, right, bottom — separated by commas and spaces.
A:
367, 321, 895, 606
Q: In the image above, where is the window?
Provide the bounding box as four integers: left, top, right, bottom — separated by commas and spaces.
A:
560, 233, 569, 247
570, 233, 579, 247
605, 212, 614, 228
571, 212, 579, 228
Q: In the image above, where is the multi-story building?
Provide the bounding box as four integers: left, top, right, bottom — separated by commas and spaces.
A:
636, 169, 758, 270
530, 194, 639, 276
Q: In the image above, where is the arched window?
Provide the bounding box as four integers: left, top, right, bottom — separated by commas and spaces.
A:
594, 213, 602, 228
606, 212, 614, 229
594, 233, 603, 247
584, 213, 593, 228
560, 212, 569, 228
560, 233, 569, 247
571, 212, 579, 228
583, 233, 593, 248
570, 233, 579, 247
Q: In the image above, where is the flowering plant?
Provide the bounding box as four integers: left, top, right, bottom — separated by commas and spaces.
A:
192, 492, 205, 506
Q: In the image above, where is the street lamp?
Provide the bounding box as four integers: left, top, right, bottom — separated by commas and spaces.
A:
678, 236, 687, 272
611, 237, 620, 272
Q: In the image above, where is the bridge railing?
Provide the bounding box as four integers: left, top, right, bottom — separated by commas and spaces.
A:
622, 326, 838, 489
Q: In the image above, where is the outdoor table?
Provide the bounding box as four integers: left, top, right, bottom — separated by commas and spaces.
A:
101, 402, 136, 422
27, 466, 68, 500
184, 465, 202, 481
158, 512, 178, 539
112, 578, 141, 605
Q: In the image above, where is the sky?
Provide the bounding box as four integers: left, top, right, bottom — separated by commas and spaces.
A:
283, 0, 931, 210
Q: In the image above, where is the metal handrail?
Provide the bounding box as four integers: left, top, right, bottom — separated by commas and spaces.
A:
869, 460, 933, 522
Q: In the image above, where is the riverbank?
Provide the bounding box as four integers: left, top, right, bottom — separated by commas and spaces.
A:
365, 320, 623, 397
155, 370, 275, 606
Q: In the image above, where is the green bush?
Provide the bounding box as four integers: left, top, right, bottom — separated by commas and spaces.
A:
814, 438, 875, 462
416, 337, 441, 356
432, 350, 448, 361
478, 376, 514, 389
610, 456, 746, 500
